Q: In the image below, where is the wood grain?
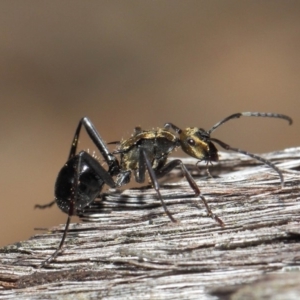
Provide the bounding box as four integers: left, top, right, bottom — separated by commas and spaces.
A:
1, 148, 300, 299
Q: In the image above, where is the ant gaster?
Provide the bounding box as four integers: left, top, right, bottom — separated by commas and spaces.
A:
36, 112, 292, 267
35, 117, 120, 267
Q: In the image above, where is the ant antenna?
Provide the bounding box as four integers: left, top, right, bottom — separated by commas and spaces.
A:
207, 112, 292, 135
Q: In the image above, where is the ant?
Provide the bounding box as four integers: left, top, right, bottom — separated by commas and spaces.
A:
35, 112, 292, 267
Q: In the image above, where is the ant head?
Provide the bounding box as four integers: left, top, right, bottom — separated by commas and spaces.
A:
178, 127, 219, 162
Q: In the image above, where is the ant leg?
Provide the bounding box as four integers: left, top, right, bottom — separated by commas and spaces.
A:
40, 152, 116, 267
196, 161, 213, 178
34, 200, 56, 210
156, 159, 224, 227
69, 117, 119, 175
80, 151, 116, 188
137, 149, 177, 223
164, 122, 182, 134
39, 152, 82, 267
134, 149, 146, 184
39, 213, 71, 268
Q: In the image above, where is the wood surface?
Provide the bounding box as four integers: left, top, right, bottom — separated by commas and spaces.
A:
0, 148, 300, 299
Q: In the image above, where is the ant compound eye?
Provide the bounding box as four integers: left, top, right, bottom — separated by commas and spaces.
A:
187, 138, 195, 146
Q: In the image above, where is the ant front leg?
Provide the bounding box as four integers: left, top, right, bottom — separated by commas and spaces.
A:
155, 159, 224, 227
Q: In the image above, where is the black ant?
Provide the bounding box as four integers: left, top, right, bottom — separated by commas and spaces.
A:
35, 112, 292, 267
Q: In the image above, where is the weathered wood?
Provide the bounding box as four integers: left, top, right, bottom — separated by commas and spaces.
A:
0, 148, 300, 299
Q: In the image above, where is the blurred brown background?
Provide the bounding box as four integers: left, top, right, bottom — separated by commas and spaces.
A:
0, 1, 299, 247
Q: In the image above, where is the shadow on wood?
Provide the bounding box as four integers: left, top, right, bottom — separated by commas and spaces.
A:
1, 148, 300, 299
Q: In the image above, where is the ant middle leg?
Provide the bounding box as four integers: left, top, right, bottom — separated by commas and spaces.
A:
155, 159, 224, 227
